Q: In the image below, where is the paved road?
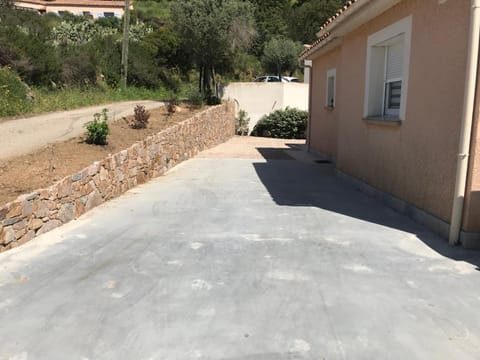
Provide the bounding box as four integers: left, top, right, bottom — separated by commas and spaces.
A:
0, 138, 479, 359
0, 100, 163, 160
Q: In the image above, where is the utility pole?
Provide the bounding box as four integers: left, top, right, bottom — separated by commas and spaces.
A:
121, 0, 131, 89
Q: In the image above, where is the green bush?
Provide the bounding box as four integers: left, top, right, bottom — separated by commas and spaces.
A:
187, 87, 204, 108
85, 108, 109, 145
0, 67, 33, 117
206, 95, 221, 105
61, 48, 97, 87
251, 107, 308, 139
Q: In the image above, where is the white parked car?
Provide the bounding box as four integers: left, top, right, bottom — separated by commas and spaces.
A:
282, 76, 301, 83
253, 75, 300, 83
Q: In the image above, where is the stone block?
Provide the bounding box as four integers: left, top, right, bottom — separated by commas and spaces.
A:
18, 192, 39, 202
75, 196, 87, 218
40, 189, 50, 200
71, 172, 84, 182
13, 219, 26, 231
1, 226, 15, 245
20, 230, 35, 244
85, 191, 102, 212
33, 200, 49, 218
99, 166, 108, 181
0, 207, 7, 221
129, 167, 138, 177
3, 217, 21, 226
14, 228, 26, 239
37, 220, 62, 236
88, 162, 100, 176
7, 202, 22, 218
57, 177, 73, 198
28, 218, 44, 230
58, 203, 75, 223
22, 200, 33, 217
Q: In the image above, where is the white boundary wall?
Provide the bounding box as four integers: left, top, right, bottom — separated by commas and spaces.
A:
220, 83, 309, 132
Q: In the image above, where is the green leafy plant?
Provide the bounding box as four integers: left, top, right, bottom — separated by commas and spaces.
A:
235, 109, 250, 136
85, 108, 109, 144
251, 107, 307, 139
130, 104, 150, 129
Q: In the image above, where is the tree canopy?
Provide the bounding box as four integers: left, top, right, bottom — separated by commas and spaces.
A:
171, 0, 256, 97
289, 0, 343, 44
262, 37, 302, 79
0, 0, 344, 106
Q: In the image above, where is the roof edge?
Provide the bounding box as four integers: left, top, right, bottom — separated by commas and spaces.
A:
300, 0, 401, 60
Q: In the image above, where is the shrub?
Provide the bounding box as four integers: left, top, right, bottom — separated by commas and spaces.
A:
206, 95, 222, 105
85, 108, 109, 144
0, 66, 33, 117
130, 104, 150, 129
251, 107, 308, 139
187, 87, 204, 108
166, 97, 179, 115
235, 109, 250, 136
61, 49, 97, 87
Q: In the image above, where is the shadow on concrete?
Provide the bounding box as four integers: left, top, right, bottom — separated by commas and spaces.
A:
253, 146, 480, 271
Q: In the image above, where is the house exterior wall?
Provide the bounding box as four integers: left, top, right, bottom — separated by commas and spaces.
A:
463, 77, 480, 233
15, 0, 128, 18
308, 0, 470, 224
309, 48, 340, 160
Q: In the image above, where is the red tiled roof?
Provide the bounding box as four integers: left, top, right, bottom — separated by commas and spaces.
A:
16, 0, 126, 7
300, 0, 360, 59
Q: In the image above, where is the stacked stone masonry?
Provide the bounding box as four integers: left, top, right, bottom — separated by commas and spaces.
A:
0, 103, 235, 252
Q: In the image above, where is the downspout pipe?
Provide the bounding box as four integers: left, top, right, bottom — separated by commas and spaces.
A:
449, 0, 480, 245
303, 59, 313, 152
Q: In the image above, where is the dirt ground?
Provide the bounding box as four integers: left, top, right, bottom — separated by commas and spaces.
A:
0, 105, 203, 206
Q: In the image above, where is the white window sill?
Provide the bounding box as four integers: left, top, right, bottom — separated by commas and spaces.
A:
324, 106, 335, 111
363, 116, 402, 126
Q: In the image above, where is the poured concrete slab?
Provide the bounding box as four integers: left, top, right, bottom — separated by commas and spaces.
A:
0, 138, 479, 359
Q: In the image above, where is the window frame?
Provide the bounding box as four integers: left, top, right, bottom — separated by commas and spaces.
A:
363, 15, 412, 121
326, 68, 336, 109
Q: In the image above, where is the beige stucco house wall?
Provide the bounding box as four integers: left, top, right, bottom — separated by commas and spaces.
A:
14, 0, 130, 18
302, 0, 480, 248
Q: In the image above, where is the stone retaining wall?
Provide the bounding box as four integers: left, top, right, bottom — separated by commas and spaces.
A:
0, 102, 235, 252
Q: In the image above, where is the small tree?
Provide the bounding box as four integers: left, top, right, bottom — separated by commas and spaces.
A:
171, 0, 256, 99
262, 37, 302, 79
130, 104, 150, 128
235, 110, 250, 136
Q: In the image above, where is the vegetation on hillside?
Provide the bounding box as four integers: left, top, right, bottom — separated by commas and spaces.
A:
0, 0, 343, 117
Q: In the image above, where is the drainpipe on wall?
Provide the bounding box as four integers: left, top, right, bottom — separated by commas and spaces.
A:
304, 59, 313, 152
449, 0, 480, 245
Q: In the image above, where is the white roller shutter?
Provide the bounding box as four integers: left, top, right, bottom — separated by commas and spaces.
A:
386, 38, 404, 81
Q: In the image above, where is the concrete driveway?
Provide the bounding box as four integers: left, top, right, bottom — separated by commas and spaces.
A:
0, 137, 479, 359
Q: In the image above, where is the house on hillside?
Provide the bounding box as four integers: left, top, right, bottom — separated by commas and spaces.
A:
300, 0, 480, 249
14, 0, 131, 18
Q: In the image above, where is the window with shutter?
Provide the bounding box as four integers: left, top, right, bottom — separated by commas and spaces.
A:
326, 68, 336, 108
364, 16, 412, 121
384, 37, 404, 116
